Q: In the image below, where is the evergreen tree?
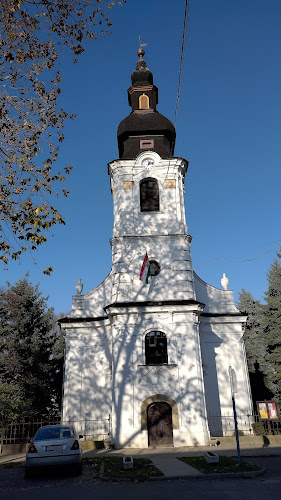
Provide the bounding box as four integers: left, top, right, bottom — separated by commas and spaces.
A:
0, 377, 24, 422
237, 289, 265, 372
0, 277, 63, 420
51, 314, 66, 415
263, 251, 281, 409
237, 289, 273, 407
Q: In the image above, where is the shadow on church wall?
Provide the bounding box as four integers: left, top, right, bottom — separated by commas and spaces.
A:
62, 308, 214, 447
201, 333, 223, 437
249, 362, 274, 411
62, 321, 112, 438
62, 190, 251, 447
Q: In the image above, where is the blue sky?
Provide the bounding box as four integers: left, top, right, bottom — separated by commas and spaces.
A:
2, 0, 280, 314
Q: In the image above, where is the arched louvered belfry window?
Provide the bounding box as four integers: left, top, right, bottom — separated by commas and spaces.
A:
140, 178, 159, 212
145, 331, 168, 365
139, 93, 149, 109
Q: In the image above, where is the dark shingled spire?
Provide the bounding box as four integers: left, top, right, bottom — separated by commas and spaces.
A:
131, 48, 154, 86
117, 48, 176, 159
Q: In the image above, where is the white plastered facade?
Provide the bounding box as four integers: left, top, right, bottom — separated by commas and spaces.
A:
61, 152, 253, 448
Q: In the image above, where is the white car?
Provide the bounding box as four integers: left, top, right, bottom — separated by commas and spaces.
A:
25, 424, 83, 478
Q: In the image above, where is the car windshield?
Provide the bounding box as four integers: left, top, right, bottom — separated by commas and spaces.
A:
35, 426, 75, 441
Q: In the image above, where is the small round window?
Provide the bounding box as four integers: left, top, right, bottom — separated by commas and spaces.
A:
149, 260, 160, 276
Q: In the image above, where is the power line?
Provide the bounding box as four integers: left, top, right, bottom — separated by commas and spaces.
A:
175, 0, 190, 127
173, 2, 280, 272
194, 244, 281, 270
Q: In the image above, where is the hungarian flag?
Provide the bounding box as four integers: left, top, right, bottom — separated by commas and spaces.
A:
139, 252, 150, 284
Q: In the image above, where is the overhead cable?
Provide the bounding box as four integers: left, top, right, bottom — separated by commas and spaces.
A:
194, 244, 281, 270
174, 0, 190, 127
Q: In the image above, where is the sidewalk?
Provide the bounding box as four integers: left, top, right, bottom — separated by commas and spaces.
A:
0, 452, 26, 464
1, 443, 281, 478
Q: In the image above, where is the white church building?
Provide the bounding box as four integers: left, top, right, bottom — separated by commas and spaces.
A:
60, 49, 253, 448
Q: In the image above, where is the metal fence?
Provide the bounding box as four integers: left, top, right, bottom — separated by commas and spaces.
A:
65, 417, 111, 441
1, 413, 280, 447
0, 416, 111, 447
208, 413, 281, 437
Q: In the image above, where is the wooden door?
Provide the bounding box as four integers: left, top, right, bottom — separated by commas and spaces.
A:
147, 402, 173, 446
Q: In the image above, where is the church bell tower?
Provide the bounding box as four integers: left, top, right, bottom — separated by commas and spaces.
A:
109, 48, 195, 305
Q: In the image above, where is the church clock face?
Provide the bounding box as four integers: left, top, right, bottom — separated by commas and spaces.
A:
141, 157, 155, 170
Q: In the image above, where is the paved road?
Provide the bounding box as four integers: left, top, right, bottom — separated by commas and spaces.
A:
1, 457, 280, 500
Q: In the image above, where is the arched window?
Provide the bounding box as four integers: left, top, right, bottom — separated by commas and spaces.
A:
145, 331, 168, 365
139, 93, 149, 109
140, 178, 159, 212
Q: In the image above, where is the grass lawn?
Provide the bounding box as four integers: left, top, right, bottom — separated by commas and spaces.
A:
84, 456, 164, 480
178, 456, 262, 474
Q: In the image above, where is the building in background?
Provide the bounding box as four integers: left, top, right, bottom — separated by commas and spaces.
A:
60, 49, 252, 448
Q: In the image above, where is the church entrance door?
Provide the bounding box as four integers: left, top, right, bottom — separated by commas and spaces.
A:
147, 402, 173, 446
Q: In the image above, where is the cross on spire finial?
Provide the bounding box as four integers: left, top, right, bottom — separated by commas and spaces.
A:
137, 36, 147, 59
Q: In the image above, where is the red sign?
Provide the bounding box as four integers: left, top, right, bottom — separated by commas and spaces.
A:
257, 401, 278, 420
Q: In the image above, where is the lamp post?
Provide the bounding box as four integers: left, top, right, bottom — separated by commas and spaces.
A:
229, 366, 241, 466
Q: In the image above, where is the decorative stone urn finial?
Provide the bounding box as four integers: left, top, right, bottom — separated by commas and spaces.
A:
75, 278, 83, 295
221, 273, 229, 290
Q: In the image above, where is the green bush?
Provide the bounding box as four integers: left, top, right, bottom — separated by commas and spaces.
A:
233, 429, 244, 436
251, 422, 265, 435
